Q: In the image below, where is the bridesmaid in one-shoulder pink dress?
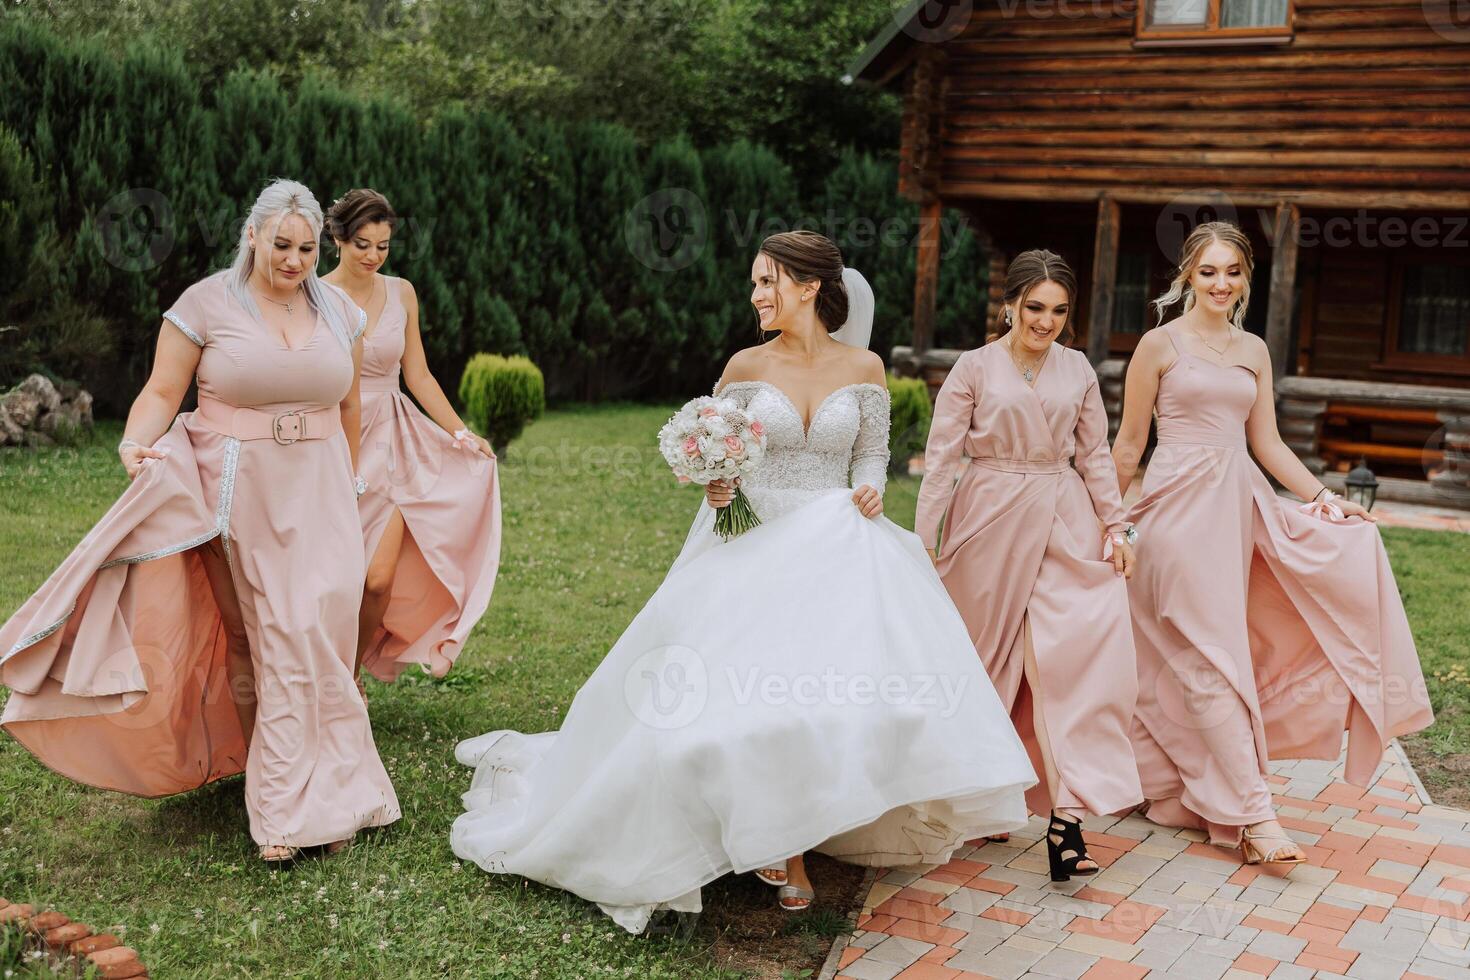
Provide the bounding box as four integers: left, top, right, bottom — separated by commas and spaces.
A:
323, 189, 500, 685
0, 181, 400, 862
916, 250, 1142, 882
1113, 222, 1432, 865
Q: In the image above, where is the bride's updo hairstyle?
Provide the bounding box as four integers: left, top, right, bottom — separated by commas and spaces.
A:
757, 230, 850, 333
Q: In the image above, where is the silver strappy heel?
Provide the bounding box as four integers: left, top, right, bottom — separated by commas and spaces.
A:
777, 882, 814, 912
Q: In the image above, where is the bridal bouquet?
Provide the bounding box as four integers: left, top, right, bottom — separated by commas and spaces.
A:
658, 395, 767, 539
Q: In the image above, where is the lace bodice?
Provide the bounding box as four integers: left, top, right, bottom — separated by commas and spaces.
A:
713, 380, 891, 522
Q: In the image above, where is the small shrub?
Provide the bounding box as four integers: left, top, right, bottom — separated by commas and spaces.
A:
458, 353, 546, 456
886, 373, 931, 476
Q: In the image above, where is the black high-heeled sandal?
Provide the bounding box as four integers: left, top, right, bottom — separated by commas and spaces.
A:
1046, 813, 1099, 882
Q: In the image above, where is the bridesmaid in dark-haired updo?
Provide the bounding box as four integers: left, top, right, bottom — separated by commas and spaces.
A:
916, 249, 1142, 882
322, 188, 502, 695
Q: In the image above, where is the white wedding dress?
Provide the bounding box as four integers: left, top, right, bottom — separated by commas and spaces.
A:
451, 375, 1037, 934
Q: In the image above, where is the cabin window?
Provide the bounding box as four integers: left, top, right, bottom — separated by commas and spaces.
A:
1221, 0, 1289, 28
1147, 0, 1208, 27
1112, 252, 1151, 335
1398, 265, 1470, 356
1137, 0, 1292, 43
1383, 260, 1470, 374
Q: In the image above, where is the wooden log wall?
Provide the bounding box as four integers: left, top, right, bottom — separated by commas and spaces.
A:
929, 0, 1470, 208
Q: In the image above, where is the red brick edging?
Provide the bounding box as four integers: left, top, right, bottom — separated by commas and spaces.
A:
0, 897, 148, 978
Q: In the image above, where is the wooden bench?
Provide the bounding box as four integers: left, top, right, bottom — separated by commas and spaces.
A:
1320, 402, 1444, 469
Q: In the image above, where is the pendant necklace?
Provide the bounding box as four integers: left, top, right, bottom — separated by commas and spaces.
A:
1007, 335, 1048, 385
256, 285, 303, 315
1191, 326, 1233, 358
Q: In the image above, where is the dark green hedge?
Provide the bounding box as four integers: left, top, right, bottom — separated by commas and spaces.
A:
0, 19, 988, 414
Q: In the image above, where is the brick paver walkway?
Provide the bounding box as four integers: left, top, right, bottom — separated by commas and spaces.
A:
834, 745, 1470, 980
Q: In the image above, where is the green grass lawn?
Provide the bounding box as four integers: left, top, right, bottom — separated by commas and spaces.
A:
1381, 528, 1470, 807
0, 407, 788, 980
1, 406, 1468, 977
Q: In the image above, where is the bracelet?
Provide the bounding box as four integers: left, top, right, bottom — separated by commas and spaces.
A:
353, 475, 368, 498
1311, 486, 1329, 502
118, 437, 143, 453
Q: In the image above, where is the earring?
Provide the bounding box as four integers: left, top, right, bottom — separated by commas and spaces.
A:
1004, 309, 1013, 327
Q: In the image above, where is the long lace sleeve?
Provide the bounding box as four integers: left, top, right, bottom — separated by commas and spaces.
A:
849, 385, 891, 496
914, 352, 977, 551
1074, 365, 1128, 534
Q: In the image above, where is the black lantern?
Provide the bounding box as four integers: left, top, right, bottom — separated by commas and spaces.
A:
1345, 459, 1379, 512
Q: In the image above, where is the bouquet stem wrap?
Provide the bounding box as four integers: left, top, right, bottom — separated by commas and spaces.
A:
715, 485, 761, 540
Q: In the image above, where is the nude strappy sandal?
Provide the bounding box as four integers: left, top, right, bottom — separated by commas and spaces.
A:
1240, 824, 1306, 866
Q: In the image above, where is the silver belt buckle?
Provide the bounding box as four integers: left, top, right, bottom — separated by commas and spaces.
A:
273, 410, 305, 445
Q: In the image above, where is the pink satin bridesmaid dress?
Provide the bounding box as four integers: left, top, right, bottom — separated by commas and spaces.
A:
1, 271, 401, 849
355, 276, 502, 681
1126, 322, 1433, 845
916, 341, 1143, 820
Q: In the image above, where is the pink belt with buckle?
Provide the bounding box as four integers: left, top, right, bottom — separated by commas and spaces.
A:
195, 396, 342, 445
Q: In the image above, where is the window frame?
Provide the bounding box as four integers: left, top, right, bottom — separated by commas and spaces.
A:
1134, 0, 1294, 46
1378, 252, 1470, 377
1108, 249, 1156, 354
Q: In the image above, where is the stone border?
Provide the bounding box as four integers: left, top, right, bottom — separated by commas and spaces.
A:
0, 898, 148, 978
816, 866, 879, 980
1390, 736, 1436, 807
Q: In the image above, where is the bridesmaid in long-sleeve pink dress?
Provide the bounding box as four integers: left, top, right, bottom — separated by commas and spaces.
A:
323, 189, 501, 687
0, 180, 400, 862
1112, 221, 1433, 865
916, 250, 1143, 882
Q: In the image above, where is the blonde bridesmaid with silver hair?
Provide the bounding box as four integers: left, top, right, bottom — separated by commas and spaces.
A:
916, 249, 1143, 882
322, 188, 501, 692
1112, 220, 1432, 865
0, 178, 400, 863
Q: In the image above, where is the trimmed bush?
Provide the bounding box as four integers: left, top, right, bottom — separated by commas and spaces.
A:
458, 354, 546, 456
886, 373, 932, 477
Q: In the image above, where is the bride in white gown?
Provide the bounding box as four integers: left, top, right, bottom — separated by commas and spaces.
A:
451, 230, 1036, 934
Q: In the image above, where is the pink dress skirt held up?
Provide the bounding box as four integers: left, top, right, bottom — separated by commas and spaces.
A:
355, 276, 501, 681
916, 343, 1144, 819
0, 271, 400, 848
1126, 323, 1433, 845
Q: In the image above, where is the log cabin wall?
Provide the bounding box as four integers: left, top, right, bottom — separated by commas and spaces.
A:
863, 0, 1470, 504
930, 0, 1470, 210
